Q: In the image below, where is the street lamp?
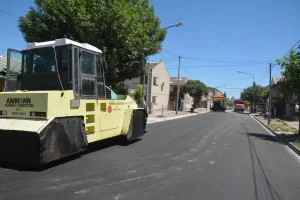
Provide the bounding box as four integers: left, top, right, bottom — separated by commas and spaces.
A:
161, 22, 184, 114
163, 22, 184, 30
145, 22, 184, 114
237, 71, 256, 113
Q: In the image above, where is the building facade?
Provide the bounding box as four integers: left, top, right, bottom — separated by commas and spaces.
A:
123, 61, 170, 113
169, 77, 193, 111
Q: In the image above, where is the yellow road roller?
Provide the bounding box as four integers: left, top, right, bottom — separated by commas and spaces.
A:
0, 38, 147, 168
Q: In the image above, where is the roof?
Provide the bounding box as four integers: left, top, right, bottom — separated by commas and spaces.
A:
145, 62, 160, 70
273, 77, 283, 84
26, 38, 102, 53
0, 56, 22, 75
208, 87, 222, 94
213, 95, 225, 98
170, 77, 190, 85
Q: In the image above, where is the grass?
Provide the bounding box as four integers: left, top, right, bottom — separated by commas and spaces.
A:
267, 118, 300, 149
281, 133, 300, 149
268, 119, 298, 133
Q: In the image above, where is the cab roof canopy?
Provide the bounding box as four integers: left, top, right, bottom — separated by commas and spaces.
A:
25, 38, 102, 53
213, 95, 224, 98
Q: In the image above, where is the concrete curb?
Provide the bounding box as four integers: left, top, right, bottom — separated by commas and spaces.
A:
251, 115, 300, 157
147, 111, 210, 124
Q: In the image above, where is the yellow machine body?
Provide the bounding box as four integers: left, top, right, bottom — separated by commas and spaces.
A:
0, 90, 139, 142
0, 39, 146, 168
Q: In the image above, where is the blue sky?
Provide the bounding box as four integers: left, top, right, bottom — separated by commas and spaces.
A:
0, 0, 299, 98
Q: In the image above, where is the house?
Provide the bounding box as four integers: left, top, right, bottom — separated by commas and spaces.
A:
123, 61, 170, 113
169, 77, 193, 111
0, 56, 22, 92
266, 77, 298, 120
203, 87, 223, 109
207, 87, 223, 99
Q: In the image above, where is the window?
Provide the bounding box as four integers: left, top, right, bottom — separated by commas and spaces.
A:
81, 51, 95, 75
23, 46, 71, 74
153, 76, 158, 86
173, 86, 177, 92
82, 79, 95, 96
20, 46, 73, 91
25, 48, 56, 73
161, 82, 164, 91
152, 96, 157, 104
73, 47, 79, 95
96, 54, 106, 98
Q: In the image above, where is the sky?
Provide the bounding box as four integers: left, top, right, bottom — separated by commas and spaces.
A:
0, 0, 299, 98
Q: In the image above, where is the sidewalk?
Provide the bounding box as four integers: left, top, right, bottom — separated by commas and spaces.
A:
147, 108, 209, 124
281, 120, 299, 130
252, 114, 300, 154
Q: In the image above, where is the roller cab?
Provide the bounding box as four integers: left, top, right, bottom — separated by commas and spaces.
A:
0, 39, 146, 168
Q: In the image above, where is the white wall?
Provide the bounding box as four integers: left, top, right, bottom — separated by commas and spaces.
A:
150, 62, 170, 111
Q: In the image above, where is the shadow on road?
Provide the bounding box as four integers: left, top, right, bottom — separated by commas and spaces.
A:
0, 136, 141, 172
242, 132, 283, 144
240, 132, 287, 145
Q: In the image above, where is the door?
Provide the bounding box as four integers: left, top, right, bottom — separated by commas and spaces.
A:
5, 49, 23, 91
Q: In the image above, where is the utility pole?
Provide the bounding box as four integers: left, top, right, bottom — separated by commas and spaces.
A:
176, 56, 181, 114
146, 62, 151, 114
253, 81, 256, 113
268, 63, 272, 124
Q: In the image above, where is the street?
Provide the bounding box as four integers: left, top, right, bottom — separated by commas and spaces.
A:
1, 111, 300, 200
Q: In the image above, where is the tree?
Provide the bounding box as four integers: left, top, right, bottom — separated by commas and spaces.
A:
226, 99, 233, 106
18, 0, 166, 87
276, 49, 300, 133
134, 84, 145, 106
224, 92, 227, 99
181, 80, 208, 107
244, 100, 250, 108
114, 82, 129, 95
240, 85, 268, 110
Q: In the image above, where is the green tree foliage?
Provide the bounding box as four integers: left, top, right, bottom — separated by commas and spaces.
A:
226, 100, 233, 106
134, 84, 145, 106
240, 85, 268, 103
276, 49, 300, 133
114, 82, 129, 95
181, 80, 208, 107
244, 100, 250, 108
18, 0, 166, 87
276, 50, 300, 101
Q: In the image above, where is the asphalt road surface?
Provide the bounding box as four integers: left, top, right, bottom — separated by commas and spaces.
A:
1, 111, 300, 200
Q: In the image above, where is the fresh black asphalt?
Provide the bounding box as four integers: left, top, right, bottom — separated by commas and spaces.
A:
1, 111, 300, 199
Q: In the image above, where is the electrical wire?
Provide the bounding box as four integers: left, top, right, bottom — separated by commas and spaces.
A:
181, 60, 191, 78
181, 56, 271, 65
0, 9, 20, 18
272, 39, 300, 68
53, 46, 64, 91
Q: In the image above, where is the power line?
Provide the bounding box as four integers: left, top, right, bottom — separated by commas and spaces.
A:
160, 49, 272, 64
181, 56, 272, 65
0, 9, 20, 18
273, 39, 300, 68
223, 87, 245, 89
0, 31, 21, 37
181, 60, 191, 78
257, 68, 269, 83
162, 49, 177, 57
280, 39, 300, 60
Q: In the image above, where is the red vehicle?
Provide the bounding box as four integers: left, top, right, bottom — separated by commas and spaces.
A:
234, 99, 245, 112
